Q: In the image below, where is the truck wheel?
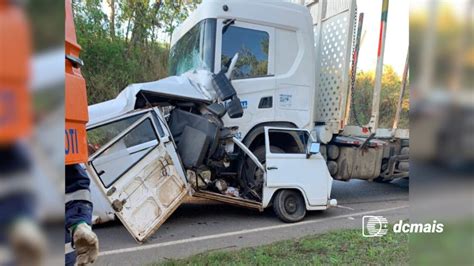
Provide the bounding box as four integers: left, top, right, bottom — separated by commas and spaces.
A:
273, 190, 306, 223
244, 146, 284, 195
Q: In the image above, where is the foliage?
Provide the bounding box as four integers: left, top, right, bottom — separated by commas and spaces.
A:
410, 4, 474, 90
410, 220, 474, 265
27, 0, 64, 52
73, 0, 201, 104
350, 65, 409, 129
159, 0, 200, 44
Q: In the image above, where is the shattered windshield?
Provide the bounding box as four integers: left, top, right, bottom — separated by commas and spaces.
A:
169, 19, 216, 76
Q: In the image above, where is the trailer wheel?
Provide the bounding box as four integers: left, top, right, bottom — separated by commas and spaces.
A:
273, 190, 306, 223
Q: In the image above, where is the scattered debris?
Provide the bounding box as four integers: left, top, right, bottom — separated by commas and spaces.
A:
225, 187, 239, 198
188, 170, 208, 189
214, 179, 228, 193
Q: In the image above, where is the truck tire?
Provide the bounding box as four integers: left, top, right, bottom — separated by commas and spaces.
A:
326, 160, 338, 176
273, 190, 306, 223
400, 147, 409, 155
327, 145, 340, 160
244, 145, 284, 193
398, 161, 410, 172
320, 145, 327, 161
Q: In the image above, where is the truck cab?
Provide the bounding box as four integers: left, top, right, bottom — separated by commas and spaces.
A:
169, 0, 317, 143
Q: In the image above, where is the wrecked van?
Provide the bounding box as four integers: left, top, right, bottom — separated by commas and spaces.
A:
85, 63, 336, 242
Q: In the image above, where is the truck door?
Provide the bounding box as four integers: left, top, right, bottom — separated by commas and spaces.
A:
216, 19, 276, 136
85, 111, 188, 242
264, 127, 329, 206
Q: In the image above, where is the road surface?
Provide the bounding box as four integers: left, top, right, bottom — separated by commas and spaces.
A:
93, 179, 409, 265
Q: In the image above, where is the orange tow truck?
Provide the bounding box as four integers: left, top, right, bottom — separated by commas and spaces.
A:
65, 0, 89, 165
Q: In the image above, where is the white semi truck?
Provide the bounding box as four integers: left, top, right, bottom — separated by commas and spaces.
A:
168, 0, 409, 183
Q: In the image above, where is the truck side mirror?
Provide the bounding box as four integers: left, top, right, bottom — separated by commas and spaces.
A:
306, 142, 320, 158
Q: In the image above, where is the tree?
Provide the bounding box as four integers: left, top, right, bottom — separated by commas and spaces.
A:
107, 0, 116, 39
73, 0, 201, 104
410, 4, 474, 90
350, 65, 409, 129
159, 0, 201, 45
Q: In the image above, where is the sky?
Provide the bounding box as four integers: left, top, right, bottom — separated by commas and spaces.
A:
356, 0, 409, 75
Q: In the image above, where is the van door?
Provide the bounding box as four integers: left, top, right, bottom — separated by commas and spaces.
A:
264, 127, 329, 206
86, 112, 188, 242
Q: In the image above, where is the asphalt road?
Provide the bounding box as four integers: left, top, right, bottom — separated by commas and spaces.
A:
93, 179, 409, 265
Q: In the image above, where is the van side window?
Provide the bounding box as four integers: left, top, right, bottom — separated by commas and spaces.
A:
268, 129, 309, 154
222, 26, 269, 79
87, 112, 165, 156
91, 118, 159, 188
87, 114, 142, 155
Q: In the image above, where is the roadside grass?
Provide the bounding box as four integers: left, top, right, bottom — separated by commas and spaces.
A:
156, 225, 408, 265
410, 219, 474, 265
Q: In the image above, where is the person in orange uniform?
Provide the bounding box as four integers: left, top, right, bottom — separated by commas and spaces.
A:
0, 1, 45, 265
65, 0, 99, 265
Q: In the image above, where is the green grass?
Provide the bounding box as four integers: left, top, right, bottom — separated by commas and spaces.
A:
410, 220, 474, 265
155, 226, 408, 265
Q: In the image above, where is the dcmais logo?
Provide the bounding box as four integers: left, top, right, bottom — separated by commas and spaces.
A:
393, 220, 444, 233
362, 216, 389, 237
362, 216, 444, 237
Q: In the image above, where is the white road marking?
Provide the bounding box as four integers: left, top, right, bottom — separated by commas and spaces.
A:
99, 205, 408, 257
336, 205, 355, 210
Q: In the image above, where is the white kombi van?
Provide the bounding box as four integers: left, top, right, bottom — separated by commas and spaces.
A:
86, 69, 336, 242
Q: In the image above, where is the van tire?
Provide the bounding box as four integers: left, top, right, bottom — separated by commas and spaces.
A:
273, 190, 306, 223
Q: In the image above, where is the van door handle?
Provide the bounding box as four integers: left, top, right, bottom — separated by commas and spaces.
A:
267, 166, 278, 170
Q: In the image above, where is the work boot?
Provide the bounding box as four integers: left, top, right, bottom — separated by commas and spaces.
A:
73, 223, 98, 266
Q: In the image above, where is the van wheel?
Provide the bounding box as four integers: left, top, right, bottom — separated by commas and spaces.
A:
273, 190, 306, 223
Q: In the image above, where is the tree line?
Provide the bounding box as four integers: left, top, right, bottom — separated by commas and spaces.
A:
351, 65, 409, 129
73, 0, 201, 104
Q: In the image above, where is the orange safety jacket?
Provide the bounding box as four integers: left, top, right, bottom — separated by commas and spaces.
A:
65, 0, 89, 164
0, 2, 31, 144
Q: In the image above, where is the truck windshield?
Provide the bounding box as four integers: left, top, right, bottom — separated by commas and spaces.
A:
168, 19, 216, 76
